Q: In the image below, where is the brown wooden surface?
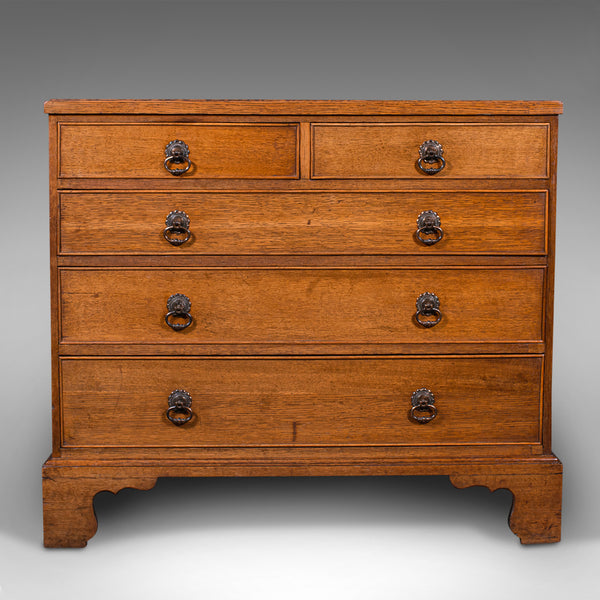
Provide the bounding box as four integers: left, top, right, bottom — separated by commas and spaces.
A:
45, 100, 561, 546
56, 441, 544, 461
44, 99, 564, 115
541, 115, 559, 452
58, 123, 299, 179
312, 124, 549, 179
56, 178, 552, 193
56, 254, 547, 268
49, 115, 62, 455
42, 464, 157, 547
58, 342, 546, 357
60, 356, 542, 448
42, 455, 561, 547
59, 267, 544, 345
450, 470, 562, 543
59, 191, 547, 256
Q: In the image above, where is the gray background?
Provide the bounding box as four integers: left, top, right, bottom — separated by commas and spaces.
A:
0, 0, 598, 598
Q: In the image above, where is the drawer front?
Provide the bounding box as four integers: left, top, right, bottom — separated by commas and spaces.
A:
58, 123, 299, 179
59, 191, 547, 256
60, 357, 542, 447
60, 268, 544, 345
312, 123, 549, 179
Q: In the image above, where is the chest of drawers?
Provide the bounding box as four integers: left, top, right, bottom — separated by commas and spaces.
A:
42, 100, 563, 547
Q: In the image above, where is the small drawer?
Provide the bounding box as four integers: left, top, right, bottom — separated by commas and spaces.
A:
59, 267, 544, 346
58, 122, 299, 179
60, 356, 542, 448
58, 191, 547, 256
312, 123, 549, 179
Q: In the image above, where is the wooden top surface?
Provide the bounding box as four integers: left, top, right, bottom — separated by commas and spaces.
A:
44, 99, 563, 115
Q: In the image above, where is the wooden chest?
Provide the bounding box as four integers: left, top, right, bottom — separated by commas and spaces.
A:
42, 100, 563, 546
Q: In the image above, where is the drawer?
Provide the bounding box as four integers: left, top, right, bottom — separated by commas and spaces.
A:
59, 191, 547, 256
58, 123, 299, 179
60, 356, 542, 447
312, 123, 549, 179
59, 267, 544, 345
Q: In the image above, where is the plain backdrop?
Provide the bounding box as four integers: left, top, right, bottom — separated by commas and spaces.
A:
0, 1, 598, 599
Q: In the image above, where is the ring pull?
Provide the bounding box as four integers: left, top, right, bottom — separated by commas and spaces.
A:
164, 140, 191, 176
416, 210, 444, 245
410, 388, 437, 423
163, 210, 191, 246
166, 389, 193, 425
415, 292, 442, 328
165, 293, 193, 331
417, 140, 446, 175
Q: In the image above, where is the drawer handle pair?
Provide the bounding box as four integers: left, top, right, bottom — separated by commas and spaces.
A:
162, 209, 443, 248
163, 139, 445, 176
165, 387, 436, 427
164, 292, 442, 331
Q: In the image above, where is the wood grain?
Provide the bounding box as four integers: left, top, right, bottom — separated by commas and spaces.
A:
56, 177, 551, 192
312, 123, 549, 179
59, 191, 547, 256
42, 464, 157, 547
44, 99, 564, 115
450, 469, 562, 544
59, 267, 545, 345
41, 454, 561, 547
541, 115, 559, 452
60, 356, 542, 448
57, 255, 548, 268
56, 442, 545, 461
58, 123, 299, 179
49, 115, 61, 455
45, 99, 562, 546
58, 342, 546, 356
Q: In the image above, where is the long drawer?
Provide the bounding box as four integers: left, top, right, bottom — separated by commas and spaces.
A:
59, 267, 544, 345
58, 123, 299, 179
312, 123, 549, 178
60, 356, 542, 447
59, 191, 547, 256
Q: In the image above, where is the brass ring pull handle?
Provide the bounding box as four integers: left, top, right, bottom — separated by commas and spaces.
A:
410, 388, 437, 423
416, 210, 444, 245
415, 292, 442, 328
164, 140, 191, 176
417, 140, 445, 175
166, 389, 193, 425
165, 293, 193, 331
163, 210, 191, 246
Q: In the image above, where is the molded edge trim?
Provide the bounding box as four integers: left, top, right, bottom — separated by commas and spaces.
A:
43, 99, 564, 116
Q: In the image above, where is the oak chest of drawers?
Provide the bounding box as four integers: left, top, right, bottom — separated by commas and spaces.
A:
42, 100, 563, 547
